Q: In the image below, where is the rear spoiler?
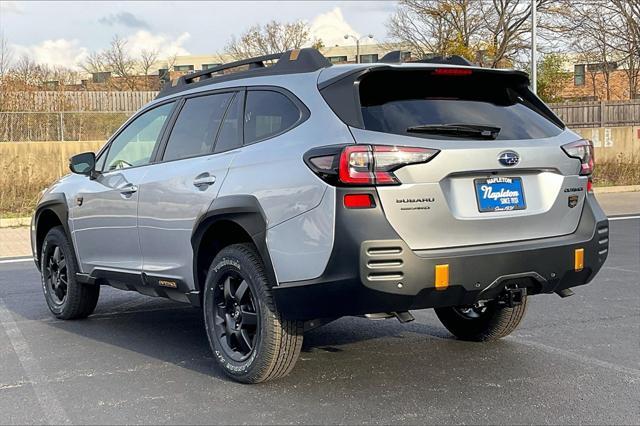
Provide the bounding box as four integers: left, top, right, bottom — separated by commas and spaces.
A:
319, 66, 563, 130
379, 51, 474, 66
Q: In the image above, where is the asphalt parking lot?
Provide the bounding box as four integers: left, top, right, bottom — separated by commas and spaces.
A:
0, 217, 638, 425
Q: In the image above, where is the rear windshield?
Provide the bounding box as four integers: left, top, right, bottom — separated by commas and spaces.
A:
359, 70, 563, 140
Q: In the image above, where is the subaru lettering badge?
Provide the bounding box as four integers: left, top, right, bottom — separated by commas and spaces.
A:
498, 150, 520, 167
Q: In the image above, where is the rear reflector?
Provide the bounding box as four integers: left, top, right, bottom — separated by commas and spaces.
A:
435, 264, 449, 290
574, 248, 584, 272
344, 194, 375, 209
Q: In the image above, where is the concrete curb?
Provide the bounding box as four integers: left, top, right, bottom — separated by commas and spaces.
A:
0, 217, 31, 228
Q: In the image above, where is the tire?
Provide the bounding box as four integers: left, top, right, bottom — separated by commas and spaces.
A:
434, 298, 528, 342
203, 243, 304, 383
40, 226, 99, 319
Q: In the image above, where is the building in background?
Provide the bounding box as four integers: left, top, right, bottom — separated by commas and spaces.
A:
559, 56, 638, 102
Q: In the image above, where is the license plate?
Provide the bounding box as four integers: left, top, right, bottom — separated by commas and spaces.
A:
474, 177, 526, 212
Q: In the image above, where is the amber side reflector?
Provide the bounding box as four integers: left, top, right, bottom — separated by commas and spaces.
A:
575, 248, 584, 271
435, 264, 449, 290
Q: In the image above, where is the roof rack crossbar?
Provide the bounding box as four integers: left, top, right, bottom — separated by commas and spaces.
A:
182, 52, 280, 85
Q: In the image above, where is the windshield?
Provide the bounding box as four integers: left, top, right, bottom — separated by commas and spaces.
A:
359, 69, 563, 140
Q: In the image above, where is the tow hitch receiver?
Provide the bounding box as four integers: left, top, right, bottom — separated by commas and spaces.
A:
499, 287, 527, 308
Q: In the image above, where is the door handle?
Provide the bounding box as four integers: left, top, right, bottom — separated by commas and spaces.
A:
193, 174, 216, 188
120, 184, 138, 195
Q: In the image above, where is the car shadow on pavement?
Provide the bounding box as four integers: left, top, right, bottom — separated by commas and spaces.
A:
14, 291, 486, 383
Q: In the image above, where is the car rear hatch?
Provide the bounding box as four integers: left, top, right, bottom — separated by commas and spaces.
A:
321, 66, 590, 250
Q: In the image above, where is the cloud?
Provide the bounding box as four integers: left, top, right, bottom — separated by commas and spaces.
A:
11, 31, 190, 71
99, 12, 150, 29
0, 1, 23, 14
124, 30, 191, 58
12, 39, 88, 69
310, 7, 375, 47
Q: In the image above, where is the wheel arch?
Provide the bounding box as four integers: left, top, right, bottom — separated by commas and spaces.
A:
34, 193, 73, 270
191, 195, 277, 303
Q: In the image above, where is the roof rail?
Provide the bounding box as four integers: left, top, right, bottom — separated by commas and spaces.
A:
380, 50, 474, 66
157, 48, 332, 99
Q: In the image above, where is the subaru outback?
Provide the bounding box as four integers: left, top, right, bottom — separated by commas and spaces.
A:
32, 49, 609, 383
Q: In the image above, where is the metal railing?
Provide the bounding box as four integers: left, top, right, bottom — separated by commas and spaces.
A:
0, 111, 133, 142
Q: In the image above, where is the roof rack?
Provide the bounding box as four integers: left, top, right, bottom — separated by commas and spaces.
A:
157, 48, 332, 99
380, 50, 474, 66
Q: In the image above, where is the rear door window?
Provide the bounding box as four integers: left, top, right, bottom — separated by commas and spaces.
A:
214, 92, 243, 153
162, 92, 233, 161
359, 70, 563, 140
244, 90, 301, 144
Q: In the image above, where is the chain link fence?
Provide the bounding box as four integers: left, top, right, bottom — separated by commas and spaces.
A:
0, 111, 133, 142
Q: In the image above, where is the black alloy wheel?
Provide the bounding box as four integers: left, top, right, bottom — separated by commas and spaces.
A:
213, 271, 259, 362
44, 245, 68, 306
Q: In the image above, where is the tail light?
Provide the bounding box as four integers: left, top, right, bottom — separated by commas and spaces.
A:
305, 144, 439, 186
562, 139, 594, 175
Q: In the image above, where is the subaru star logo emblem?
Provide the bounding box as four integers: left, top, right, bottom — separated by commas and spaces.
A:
498, 151, 520, 167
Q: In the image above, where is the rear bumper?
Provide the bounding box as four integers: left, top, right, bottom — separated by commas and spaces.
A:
272, 190, 609, 320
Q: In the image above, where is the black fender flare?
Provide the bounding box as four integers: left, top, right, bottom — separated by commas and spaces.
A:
33, 192, 73, 269
191, 195, 277, 294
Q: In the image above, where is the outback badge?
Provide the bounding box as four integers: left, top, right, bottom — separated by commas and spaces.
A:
568, 195, 579, 208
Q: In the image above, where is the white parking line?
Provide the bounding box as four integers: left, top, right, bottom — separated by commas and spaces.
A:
0, 299, 71, 424
0, 257, 33, 264
509, 336, 640, 379
609, 215, 640, 221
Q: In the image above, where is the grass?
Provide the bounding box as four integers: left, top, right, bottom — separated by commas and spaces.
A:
0, 141, 103, 218
592, 155, 640, 187
0, 152, 58, 218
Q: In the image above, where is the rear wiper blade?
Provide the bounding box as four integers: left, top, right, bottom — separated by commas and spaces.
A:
406, 123, 501, 139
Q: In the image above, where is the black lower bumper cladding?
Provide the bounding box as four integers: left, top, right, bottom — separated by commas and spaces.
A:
272, 189, 609, 320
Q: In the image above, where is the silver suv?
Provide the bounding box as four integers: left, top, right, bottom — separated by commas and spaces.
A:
31, 49, 609, 383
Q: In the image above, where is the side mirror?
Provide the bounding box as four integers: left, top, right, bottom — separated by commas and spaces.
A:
69, 152, 96, 177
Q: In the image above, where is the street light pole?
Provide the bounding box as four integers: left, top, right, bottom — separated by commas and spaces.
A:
344, 34, 373, 64
531, 0, 537, 94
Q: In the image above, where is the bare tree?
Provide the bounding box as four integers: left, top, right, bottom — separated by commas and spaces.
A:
609, 0, 640, 97
80, 51, 107, 74
225, 20, 312, 60
13, 54, 51, 86
0, 31, 13, 78
102, 35, 137, 90
479, 0, 561, 68
387, 0, 483, 59
139, 48, 159, 76
387, 0, 558, 67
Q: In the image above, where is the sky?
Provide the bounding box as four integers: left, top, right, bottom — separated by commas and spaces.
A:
0, 1, 398, 69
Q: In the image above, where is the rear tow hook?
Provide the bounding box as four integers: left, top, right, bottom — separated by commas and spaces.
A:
499, 287, 527, 308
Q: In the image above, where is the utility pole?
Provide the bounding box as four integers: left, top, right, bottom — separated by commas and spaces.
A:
531, 0, 537, 94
